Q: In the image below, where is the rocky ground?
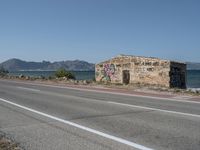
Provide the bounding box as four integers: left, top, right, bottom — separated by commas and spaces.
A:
0, 135, 22, 150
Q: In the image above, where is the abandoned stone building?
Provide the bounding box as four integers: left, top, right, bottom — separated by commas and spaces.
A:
95, 55, 186, 88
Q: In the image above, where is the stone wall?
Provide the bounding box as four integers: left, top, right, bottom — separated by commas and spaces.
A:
129, 56, 171, 87
95, 55, 186, 88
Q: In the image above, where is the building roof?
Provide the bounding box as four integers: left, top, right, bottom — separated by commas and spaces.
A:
97, 54, 186, 65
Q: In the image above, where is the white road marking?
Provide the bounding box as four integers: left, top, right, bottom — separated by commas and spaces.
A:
0, 97, 153, 150
1, 80, 200, 118
1, 79, 200, 104
17, 86, 41, 92
17, 88, 200, 118
173, 96, 193, 100
107, 101, 200, 118
43, 90, 200, 118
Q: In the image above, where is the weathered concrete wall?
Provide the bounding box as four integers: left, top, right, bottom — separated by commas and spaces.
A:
129, 57, 171, 87
95, 55, 186, 88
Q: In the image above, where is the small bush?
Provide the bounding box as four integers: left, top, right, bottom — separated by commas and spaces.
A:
0, 67, 9, 76
48, 76, 55, 80
39, 75, 46, 80
92, 77, 96, 82
55, 68, 75, 79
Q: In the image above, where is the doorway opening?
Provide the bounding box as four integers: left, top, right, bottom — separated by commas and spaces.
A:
123, 70, 130, 84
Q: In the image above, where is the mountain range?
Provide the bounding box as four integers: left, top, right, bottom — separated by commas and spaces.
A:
0, 58, 95, 71
0, 58, 199, 71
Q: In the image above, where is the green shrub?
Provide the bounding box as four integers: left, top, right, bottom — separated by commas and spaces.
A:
55, 68, 75, 79
0, 66, 9, 76
48, 76, 55, 80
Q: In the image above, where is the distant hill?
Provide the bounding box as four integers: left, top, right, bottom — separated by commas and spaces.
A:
187, 62, 200, 70
0, 58, 95, 71
1, 59, 199, 71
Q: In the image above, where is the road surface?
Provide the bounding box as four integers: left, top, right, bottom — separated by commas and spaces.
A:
0, 79, 200, 150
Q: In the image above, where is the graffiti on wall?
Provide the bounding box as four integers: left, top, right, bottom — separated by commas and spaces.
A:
96, 64, 116, 81
104, 64, 115, 78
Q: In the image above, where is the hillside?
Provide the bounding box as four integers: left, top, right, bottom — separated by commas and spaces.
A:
1, 59, 199, 71
0, 58, 95, 71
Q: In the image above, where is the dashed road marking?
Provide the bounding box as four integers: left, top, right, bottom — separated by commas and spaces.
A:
17, 86, 41, 92
1, 79, 200, 104
107, 101, 200, 118
173, 96, 193, 100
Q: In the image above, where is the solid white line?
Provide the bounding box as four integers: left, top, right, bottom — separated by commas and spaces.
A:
0, 98, 153, 150
1, 79, 200, 104
107, 101, 200, 118
2, 80, 200, 118
17, 86, 41, 92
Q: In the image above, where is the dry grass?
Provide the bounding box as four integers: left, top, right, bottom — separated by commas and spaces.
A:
0, 137, 21, 150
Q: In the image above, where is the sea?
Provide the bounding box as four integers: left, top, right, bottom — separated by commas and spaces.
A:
9, 71, 95, 81
8, 70, 200, 88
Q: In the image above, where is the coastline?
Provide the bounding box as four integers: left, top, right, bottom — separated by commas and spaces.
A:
0, 74, 199, 98
7, 70, 200, 89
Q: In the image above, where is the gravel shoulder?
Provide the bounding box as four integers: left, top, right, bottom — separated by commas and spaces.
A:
1, 77, 200, 98
0, 134, 22, 150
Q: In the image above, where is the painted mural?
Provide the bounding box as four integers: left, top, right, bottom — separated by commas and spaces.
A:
96, 64, 116, 81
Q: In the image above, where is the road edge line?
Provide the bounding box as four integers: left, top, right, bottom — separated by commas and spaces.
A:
1, 79, 200, 104
0, 97, 153, 150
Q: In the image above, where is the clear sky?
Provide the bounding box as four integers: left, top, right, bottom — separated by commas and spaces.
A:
0, 0, 199, 63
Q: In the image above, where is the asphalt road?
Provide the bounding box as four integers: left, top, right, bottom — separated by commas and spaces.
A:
0, 79, 200, 150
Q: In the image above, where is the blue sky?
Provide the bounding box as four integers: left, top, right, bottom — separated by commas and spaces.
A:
0, 0, 199, 63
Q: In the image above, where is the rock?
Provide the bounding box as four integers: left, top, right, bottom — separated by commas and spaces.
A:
25, 76, 30, 80
74, 80, 79, 84
19, 74, 24, 78
68, 79, 75, 83
62, 76, 67, 80
83, 80, 89, 84
39, 75, 45, 80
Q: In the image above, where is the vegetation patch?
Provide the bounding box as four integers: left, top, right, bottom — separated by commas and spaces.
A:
0, 67, 9, 77
55, 68, 75, 79
0, 136, 21, 150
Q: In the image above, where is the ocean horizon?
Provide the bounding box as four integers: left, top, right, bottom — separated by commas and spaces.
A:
8, 70, 200, 88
